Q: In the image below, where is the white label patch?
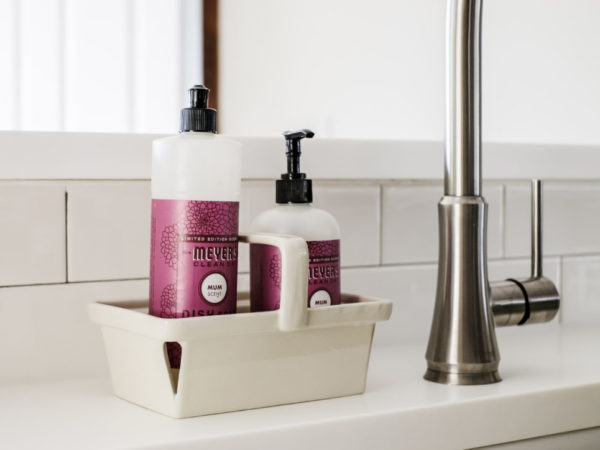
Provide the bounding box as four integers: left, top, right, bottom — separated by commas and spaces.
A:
201, 273, 228, 304
309, 289, 331, 308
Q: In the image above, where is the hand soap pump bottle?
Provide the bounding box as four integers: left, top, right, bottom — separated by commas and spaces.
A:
149, 85, 241, 367
249, 129, 341, 311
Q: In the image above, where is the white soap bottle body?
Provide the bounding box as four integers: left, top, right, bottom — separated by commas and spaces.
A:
249, 203, 341, 311
149, 132, 242, 322
151, 132, 241, 201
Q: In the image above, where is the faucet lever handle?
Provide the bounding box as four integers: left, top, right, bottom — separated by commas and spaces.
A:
492, 178, 560, 327
531, 179, 542, 278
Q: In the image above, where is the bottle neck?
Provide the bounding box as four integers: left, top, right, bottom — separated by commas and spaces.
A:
276, 202, 312, 208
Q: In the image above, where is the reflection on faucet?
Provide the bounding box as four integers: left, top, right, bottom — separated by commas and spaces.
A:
424, 0, 560, 385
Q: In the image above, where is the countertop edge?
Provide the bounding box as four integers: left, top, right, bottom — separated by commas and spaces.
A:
127, 377, 600, 450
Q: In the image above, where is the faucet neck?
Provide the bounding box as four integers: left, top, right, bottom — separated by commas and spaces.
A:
445, 0, 482, 197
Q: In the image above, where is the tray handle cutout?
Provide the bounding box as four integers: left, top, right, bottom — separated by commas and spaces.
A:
163, 342, 181, 394
240, 233, 309, 331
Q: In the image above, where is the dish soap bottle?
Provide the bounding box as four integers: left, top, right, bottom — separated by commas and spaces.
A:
249, 129, 341, 311
149, 85, 241, 367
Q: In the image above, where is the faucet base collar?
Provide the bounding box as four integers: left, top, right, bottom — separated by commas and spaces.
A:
424, 368, 501, 385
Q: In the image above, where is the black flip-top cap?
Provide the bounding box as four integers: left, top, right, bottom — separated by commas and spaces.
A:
276, 129, 314, 204
180, 85, 217, 133
276, 178, 313, 204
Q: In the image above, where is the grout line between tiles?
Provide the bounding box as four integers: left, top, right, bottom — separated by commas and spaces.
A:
558, 255, 564, 325
378, 184, 384, 266
501, 183, 506, 259
67, 277, 149, 284
345, 261, 438, 270
361, 253, 600, 270
506, 251, 600, 260
3, 252, 600, 290
64, 189, 69, 283
558, 256, 564, 294
0, 277, 149, 290
4, 178, 600, 183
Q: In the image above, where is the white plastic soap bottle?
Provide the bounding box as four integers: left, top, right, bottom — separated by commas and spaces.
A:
149, 85, 241, 367
249, 130, 341, 311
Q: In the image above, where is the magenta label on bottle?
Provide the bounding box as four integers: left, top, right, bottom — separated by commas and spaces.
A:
149, 199, 239, 321
250, 239, 340, 311
306, 240, 341, 307
250, 244, 283, 312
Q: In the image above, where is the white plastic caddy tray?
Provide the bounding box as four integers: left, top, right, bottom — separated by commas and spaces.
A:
89, 233, 393, 418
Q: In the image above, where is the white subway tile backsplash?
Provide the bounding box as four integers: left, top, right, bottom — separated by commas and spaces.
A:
67, 182, 151, 281
0, 172, 597, 367
342, 264, 437, 346
488, 257, 561, 292
381, 184, 438, 264
340, 257, 562, 348
0, 279, 149, 384
382, 183, 503, 264
561, 255, 600, 326
238, 273, 250, 292
239, 181, 380, 270
506, 182, 600, 258
238, 243, 251, 274
0, 183, 66, 286
239, 181, 276, 231
238, 181, 275, 272
313, 182, 380, 267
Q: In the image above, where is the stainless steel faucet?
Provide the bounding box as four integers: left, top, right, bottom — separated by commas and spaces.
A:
424, 0, 560, 385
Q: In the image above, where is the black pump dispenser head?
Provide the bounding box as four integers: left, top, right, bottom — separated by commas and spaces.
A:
180, 85, 217, 133
276, 129, 314, 204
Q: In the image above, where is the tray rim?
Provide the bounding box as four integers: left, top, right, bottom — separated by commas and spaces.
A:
89, 291, 393, 341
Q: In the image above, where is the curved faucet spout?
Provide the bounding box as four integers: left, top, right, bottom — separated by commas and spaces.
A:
445, 0, 482, 197
425, 0, 497, 386
425, 0, 560, 385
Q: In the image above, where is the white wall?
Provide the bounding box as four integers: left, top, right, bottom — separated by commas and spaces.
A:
220, 0, 600, 145
0, 0, 202, 133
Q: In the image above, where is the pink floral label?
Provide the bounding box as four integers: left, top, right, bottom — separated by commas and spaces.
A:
307, 240, 341, 307
149, 199, 239, 319
250, 244, 283, 312
250, 239, 340, 311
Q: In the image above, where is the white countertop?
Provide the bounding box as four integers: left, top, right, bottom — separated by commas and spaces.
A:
2, 325, 599, 450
